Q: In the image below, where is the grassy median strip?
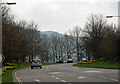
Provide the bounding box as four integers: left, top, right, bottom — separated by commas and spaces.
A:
73, 61, 119, 69
2, 62, 63, 83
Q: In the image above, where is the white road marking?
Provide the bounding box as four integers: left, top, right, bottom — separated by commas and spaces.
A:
61, 79, 66, 82
91, 75, 95, 76
56, 77, 60, 80
78, 76, 86, 79
112, 70, 118, 72
52, 76, 55, 78
35, 79, 41, 82
111, 79, 118, 81
84, 71, 101, 73
50, 72, 61, 74
98, 76, 106, 79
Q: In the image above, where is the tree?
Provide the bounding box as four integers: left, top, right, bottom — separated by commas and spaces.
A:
69, 26, 84, 61
84, 14, 107, 60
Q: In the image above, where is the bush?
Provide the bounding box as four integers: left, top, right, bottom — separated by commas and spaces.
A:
98, 58, 104, 61
78, 61, 92, 64
5, 63, 15, 66
2, 66, 15, 73
89, 60, 97, 62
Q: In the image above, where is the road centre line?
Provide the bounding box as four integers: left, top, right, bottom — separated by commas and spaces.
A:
91, 75, 95, 76
35, 79, 41, 82
61, 79, 66, 82
98, 76, 118, 82
78, 76, 86, 79
98, 76, 106, 79
56, 77, 60, 80
111, 79, 118, 82
52, 75, 55, 78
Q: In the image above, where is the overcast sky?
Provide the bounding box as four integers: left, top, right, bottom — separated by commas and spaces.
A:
4, 0, 119, 34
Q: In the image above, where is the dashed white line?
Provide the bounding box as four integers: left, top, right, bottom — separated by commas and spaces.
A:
111, 79, 118, 82
98, 76, 118, 82
50, 72, 61, 74
78, 76, 86, 79
35, 79, 41, 82
61, 79, 66, 82
56, 77, 60, 80
91, 75, 95, 76
52, 76, 55, 78
98, 76, 106, 79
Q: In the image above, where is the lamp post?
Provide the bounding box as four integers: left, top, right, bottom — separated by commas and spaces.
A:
0, 3, 16, 5
106, 15, 120, 32
106, 16, 120, 18
0, 2, 16, 60
0, 2, 16, 83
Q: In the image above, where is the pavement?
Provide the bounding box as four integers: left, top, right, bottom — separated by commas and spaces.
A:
13, 63, 119, 83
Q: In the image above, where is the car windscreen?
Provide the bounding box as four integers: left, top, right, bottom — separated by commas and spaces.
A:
33, 60, 39, 63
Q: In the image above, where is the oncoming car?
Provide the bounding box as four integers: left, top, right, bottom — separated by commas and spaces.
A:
31, 59, 42, 69
67, 59, 73, 63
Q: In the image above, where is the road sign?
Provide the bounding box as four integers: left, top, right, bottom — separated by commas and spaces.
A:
0, 54, 5, 62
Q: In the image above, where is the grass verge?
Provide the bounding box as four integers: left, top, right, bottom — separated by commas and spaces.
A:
73, 61, 119, 69
2, 62, 63, 83
2, 62, 30, 83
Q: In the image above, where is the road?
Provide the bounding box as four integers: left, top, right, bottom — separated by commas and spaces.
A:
14, 63, 119, 83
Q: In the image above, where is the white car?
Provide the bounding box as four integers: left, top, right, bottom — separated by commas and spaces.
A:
31, 59, 42, 69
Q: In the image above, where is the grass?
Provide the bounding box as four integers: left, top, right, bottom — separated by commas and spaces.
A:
2, 62, 30, 83
2, 62, 63, 83
42, 63, 63, 66
73, 61, 119, 69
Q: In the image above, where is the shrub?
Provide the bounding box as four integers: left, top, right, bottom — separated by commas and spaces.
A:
89, 60, 97, 62
5, 63, 15, 66
78, 61, 92, 64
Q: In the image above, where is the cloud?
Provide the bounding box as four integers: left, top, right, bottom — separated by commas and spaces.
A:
4, 0, 119, 33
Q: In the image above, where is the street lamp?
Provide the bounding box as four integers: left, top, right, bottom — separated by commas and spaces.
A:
0, 2, 16, 60
106, 15, 120, 18
0, 2, 16, 5
106, 15, 120, 31
0, 2, 16, 83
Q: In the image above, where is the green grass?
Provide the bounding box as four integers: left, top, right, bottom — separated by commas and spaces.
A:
73, 61, 119, 69
2, 62, 31, 83
2, 62, 63, 83
42, 63, 63, 66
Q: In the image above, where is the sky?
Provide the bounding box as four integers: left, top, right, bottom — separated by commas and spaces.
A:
3, 0, 119, 34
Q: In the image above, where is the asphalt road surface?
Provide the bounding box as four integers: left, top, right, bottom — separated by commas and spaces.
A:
14, 63, 119, 83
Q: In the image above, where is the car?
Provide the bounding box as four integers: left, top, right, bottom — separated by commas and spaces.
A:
56, 60, 63, 63
31, 59, 42, 69
67, 59, 73, 63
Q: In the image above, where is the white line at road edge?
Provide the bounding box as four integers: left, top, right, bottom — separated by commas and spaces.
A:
61, 79, 66, 82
